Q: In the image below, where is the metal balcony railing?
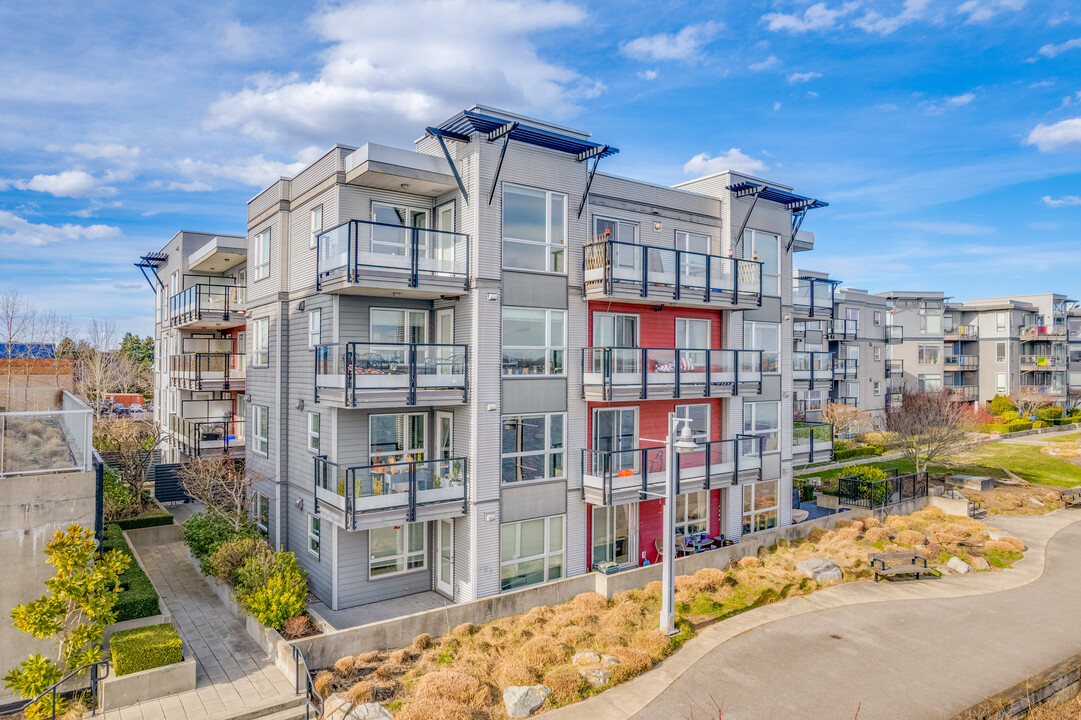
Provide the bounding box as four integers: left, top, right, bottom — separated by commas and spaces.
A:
885, 359, 903, 377
169, 353, 245, 390
316, 219, 470, 292
169, 284, 245, 326
944, 325, 978, 339
793, 422, 833, 463
944, 355, 979, 370
314, 455, 467, 529
832, 396, 860, 407
829, 319, 858, 340
886, 390, 903, 407
583, 238, 763, 306
581, 347, 762, 400
1020, 324, 1068, 340
793, 351, 835, 389
886, 325, 903, 344
792, 277, 836, 318
943, 386, 978, 401
1019, 355, 1066, 368
315, 342, 468, 406
580, 436, 764, 506
833, 358, 858, 380
838, 471, 928, 509
170, 414, 245, 457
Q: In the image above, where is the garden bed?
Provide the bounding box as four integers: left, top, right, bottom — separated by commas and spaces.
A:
102, 524, 161, 622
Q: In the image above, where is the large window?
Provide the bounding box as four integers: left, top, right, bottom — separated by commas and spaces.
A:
743, 401, 779, 452
500, 516, 564, 592
253, 405, 268, 456
744, 321, 780, 373
370, 413, 425, 464
996, 342, 1007, 363
371, 308, 427, 344
503, 185, 566, 273
307, 412, 320, 453
918, 344, 941, 365
592, 505, 634, 567
502, 308, 565, 376
593, 407, 638, 472
918, 374, 942, 392
996, 312, 1007, 332
676, 491, 709, 538
253, 494, 269, 535
254, 229, 270, 280
310, 205, 323, 249
675, 318, 710, 348
996, 372, 1007, 394
370, 523, 426, 578
918, 310, 942, 335
594, 217, 636, 244
742, 480, 778, 535
675, 404, 710, 443
372, 204, 427, 257
501, 413, 565, 484
308, 309, 321, 350
252, 318, 269, 366
744, 230, 779, 295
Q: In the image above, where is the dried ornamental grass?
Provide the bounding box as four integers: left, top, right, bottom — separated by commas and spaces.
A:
313, 670, 334, 698
860, 516, 881, 529
609, 647, 653, 683
389, 648, 413, 664
333, 656, 355, 675
396, 697, 474, 720
452, 622, 475, 636
519, 635, 571, 666
493, 660, 538, 688
354, 650, 380, 663
864, 527, 893, 544
412, 633, 433, 650
738, 556, 761, 569
544, 666, 588, 705
571, 592, 609, 612
896, 530, 926, 546
413, 670, 492, 709
344, 681, 372, 704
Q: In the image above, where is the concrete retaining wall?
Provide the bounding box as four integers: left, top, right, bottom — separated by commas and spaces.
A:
952, 652, 1081, 719
98, 657, 196, 711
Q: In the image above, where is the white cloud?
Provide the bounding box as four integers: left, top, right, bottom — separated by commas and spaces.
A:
1042, 195, 1081, 207
621, 22, 722, 62
1039, 37, 1081, 58
807, 91, 819, 98
923, 92, 976, 114
898, 220, 993, 236
149, 179, 214, 192
637, 69, 658, 81
773, 101, 782, 111
1030, 221, 1061, 230
683, 148, 769, 176
1026, 117, 1081, 152
207, 0, 600, 146
1055, 91, 1081, 110
749, 55, 781, 71
0, 209, 120, 246
957, 0, 1025, 24
788, 71, 823, 84
1030, 80, 1054, 88
10, 170, 117, 198
69, 143, 141, 164
218, 20, 267, 60
178, 147, 324, 187
853, 0, 931, 35
762, 2, 858, 33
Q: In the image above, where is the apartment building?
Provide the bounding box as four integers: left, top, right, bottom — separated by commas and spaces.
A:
136, 231, 248, 463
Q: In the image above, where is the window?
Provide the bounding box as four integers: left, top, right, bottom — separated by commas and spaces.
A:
502, 308, 565, 376
996, 312, 1007, 333
743, 401, 779, 452
675, 491, 709, 538
675, 318, 710, 348
873, 381, 882, 396
996, 342, 1007, 363
253, 406, 268, 456
846, 381, 860, 399
594, 217, 636, 244
918, 311, 942, 335
253, 494, 269, 535
742, 480, 779, 535
252, 318, 269, 366
593, 312, 639, 347
874, 346, 882, 362
675, 404, 710, 443
500, 516, 564, 592
310, 205, 323, 249
503, 185, 567, 273
308, 309, 321, 350
502, 413, 565, 484
676, 230, 711, 278
592, 505, 634, 567
744, 230, 779, 295
254, 229, 271, 280
371, 204, 428, 257
370, 523, 426, 578
371, 308, 427, 344
873, 311, 882, 327
918, 344, 941, 365
593, 407, 638, 473
307, 515, 320, 557
170, 271, 179, 297
370, 413, 425, 464
996, 372, 1007, 394
307, 412, 320, 453
744, 322, 780, 373
918, 374, 942, 392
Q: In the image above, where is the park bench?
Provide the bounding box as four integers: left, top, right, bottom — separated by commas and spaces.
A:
870, 551, 931, 582
1062, 487, 1081, 509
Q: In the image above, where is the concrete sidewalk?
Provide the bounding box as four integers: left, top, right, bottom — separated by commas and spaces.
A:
545, 510, 1081, 720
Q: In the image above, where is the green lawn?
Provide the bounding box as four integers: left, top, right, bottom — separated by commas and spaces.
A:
1046, 432, 1081, 443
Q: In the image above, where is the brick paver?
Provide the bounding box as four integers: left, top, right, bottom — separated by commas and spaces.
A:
97, 539, 298, 719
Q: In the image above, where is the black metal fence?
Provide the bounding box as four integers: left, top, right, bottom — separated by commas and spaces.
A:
838, 470, 928, 509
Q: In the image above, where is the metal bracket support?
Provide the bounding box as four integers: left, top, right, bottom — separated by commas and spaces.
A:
427, 127, 470, 204
577, 149, 607, 220
487, 122, 518, 205
733, 186, 765, 254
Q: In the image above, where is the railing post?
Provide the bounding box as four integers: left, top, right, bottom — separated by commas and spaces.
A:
640, 244, 648, 298
639, 449, 648, 502
705, 349, 713, 397
410, 227, 420, 288
640, 348, 647, 400
732, 258, 739, 305
733, 437, 740, 486
408, 463, 417, 522
674, 250, 682, 300
674, 349, 681, 399
704, 254, 712, 303
408, 344, 417, 406
733, 350, 739, 395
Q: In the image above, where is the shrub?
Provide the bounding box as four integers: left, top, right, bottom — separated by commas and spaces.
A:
206, 537, 271, 585
834, 446, 883, 461
237, 552, 308, 630
544, 666, 587, 705
313, 670, 334, 698
413, 671, 491, 709
103, 468, 137, 522
858, 431, 887, 447
896, 530, 926, 546
1037, 406, 1064, 421
1007, 421, 1034, 433
1034, 420, 1047, 429
345, 681, 372, 704
282, 616, 313, 640
112, 507, 174, 531
182, 512, 258, 563
101, 524, 160, 622
833, 439, 851, 452
110, 623, 182, 676
990, 394, 1015, 416
1001, 410, 1019, 423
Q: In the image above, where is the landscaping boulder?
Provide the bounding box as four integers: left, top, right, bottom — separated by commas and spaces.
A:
599, 654, 621, 667
1028, 497, 1045, 507
970, 557, 990, 571
933, 564, 954, 575
580, 669, 611, 687
323, 694, 350, 720
503, 685, 551, 718
946, 556, 972, 574
345, 704, 392, 720
572, 651, 600, 666
796, 558, 843, 583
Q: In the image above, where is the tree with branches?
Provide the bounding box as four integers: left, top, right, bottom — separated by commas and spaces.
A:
1011, 389, 1049, 422
883, 390, 978, 474
180, 457, 260, 534
93, 418, 165, 512
820, 402, 872, 438
0, 290, 32, 391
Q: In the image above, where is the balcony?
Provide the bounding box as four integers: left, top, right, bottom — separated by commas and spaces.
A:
944, 356, 979, 371
885, 359, 903, 378
831, 395, 859, 407
1017, 381, 1067, 397
170, 414, 245, 458
944, 386, 978, 401
792, 277, 837, 320
314, 456, 467, 531
1020, 355, 1066, 369
582, 239, 763, 309
1020, 324, 1068, 341
315, 342, 468, 408
0, 388, 92, 477
169, 353, 245, 392
944, 325, 978, 340
169, 284, 246, 329
833, 358, 858, 380
793, 351, 835, 389
580, 436, 764, 507
886, 391, 902, 407
829, 319, 858, 341
316, 220, 469, 298
886, 325, 904, 344
581, 348, 762, 401
793, 422, 833, 464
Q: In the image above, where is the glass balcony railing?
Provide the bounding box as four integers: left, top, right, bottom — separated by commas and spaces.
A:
943, 386, 978, 401
169, 284, 245, 326
169, 353, 245, 390
0, 389, 92, 477
833, 358, 858, 380
793, 422, 833, 464
315, 342, 468, 406
170, 414, 245, 457
581, 348, 762, 400
944, 325, 978, 339
1019, 355, 1066, 368
1020, 324, 1068, 340
792, 278, 836, 318
316, 220, 469, 292
885, 359, 903, 377
944, 355, 979, 370
829, 319, 858, 340
793, 351, 835, 388
583, 238, 763, 306
314, 455, 467, 528
886, 325, 903, 344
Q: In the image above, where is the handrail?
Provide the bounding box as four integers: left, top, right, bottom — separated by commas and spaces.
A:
580, 347, 763, 400
793, 421, 834, 464
292, 645, 323, 720
792, 277, 836, 318
314, 342, 468, 406
8, 659, 110, 719
169, 352, 245, 389
792, 351, 835, 389
838, 471, 928, 509
168, 283, 245, 325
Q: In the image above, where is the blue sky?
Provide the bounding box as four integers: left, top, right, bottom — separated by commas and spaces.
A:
1, 0, 1080, 337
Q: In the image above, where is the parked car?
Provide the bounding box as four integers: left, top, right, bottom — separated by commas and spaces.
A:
129, 403, 144, 412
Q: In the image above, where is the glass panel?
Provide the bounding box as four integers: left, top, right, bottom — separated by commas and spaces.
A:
592, 507, 612, 564
550, 312, 565, 346
504, 309, 546, 346
503, 186, 547, 243
371, 309, 405, 344
503, 240, 547, 271
408, 522, 425, 552
550, 194, 565, 245
519, 519, 546, 557
550, 415, 564, 449
549, 517, 563, 552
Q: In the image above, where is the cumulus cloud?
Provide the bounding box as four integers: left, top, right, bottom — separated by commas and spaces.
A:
683, 148, 769, 176
853, 0, 931, 35
178, 147, 324, 187
762, 2, 858, 33
749, 55, 781, 71
1042, 195, 1081, 207
69, 143, 141, 164
788, 71, 823, 84
637, 69, 658, 81
924, 92, 976, 114
1026, 117, 1081, 152
957, 0, 1025, 23
149, 179, 214, 192
206, 0, 602, 146
8, 170, 117, 199
621, 22, 722, 62
0, 210, 120, 246
1039, 37, 1081, 58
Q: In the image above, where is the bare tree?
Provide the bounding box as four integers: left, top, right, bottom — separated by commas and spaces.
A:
883, 390, 978, 474
93, 417, 165, 512
820, 402, 872, 438
38, 311, 79, 389
1011, 389, 1049, 421
0, 290, 32, 391
179, 456, 258, 533
78, 318, 123, 416
19, 305, 37, 401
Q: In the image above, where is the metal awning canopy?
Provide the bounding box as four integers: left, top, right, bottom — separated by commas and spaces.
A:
727, 182, 828, 211
438, 110, 619, 160
135, 251, 168, 291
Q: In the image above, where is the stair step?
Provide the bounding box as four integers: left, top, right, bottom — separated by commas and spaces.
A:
203, 695, 306, 720
256, 706, 311, 720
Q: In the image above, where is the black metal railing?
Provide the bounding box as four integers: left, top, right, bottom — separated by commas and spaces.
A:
169, 353, 245, 390
885, 359, 903, 377
582, 238, 763, 305
316, 219, 469, 291
944, 324, 978, 339
792, 277, 836, 318
170, 414, 245, 456
829, 319, 858, 340
793, 422, 833, 463
793, 351, 835, 389
838, 471, 928, 509
292, 645, 323, 720
6, 659, 109, 719
886, 325, 903, 344
833, 358, 858, 379
581, 347, 762, 400
944, 355, 979, 370
169, 284, 245, 326
315, 342, 468, 406
314, 455, 467, 528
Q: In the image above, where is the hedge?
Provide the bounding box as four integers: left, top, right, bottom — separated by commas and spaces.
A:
112, 507, 174, 531
102, 524, 161, 622
834, 446, 884, 461
110, 623, 182, 676
980, 421, 1034, 433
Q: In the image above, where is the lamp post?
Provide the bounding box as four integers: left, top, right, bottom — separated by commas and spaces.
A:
658, 412, 697, 635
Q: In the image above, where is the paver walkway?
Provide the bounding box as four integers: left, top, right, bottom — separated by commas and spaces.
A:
98, 538, 298, 720
546, 510, 1081, 720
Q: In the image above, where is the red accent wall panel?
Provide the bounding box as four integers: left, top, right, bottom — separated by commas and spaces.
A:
586, 302, 724, 349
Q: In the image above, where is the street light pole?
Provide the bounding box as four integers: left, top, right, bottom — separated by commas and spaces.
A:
659, 412, 697, 636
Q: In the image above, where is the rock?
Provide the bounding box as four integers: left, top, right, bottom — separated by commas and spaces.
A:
796, 558, 843, 583
503, 685, 551, 718
345, 704, 393, 720
970, 557, 990, 571
580, 669, 612, 687
1028, 497, 1045, 507
572, 651, 600, 666
947, 556, 972, 574
933, 564, 954, 575
323, 694, 350, 720
915, 545, 927, 551
988, 530, 1008, 540
599, 654, 620, 667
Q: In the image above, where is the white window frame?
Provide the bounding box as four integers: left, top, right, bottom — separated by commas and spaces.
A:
743, 401, 780, 453
918, 373, 943, 392
744, 321, 780, 373
307, 514, 320, 558
742, 480, 779, 535
252, 317, 269, 367
254, 229, 271, 280
873, 311, 882, 327
370, 307, 428, 345
594, 216, 638, 244
675, 404, 710, 443
744, 229, 779, 295
502, 308, 566, 376
996, 372, 1007, 395
675, 317, 711, 349
307, 412, 320, 453
873, 381, 882, 396
996, 312, 1007, 333
252, 405, 268, 456
308, 309, 321, 350
500, 515, 565, 593
501, 413, 566, 485
502, 184, 568, 274
310, 205, 323, 249
675, 490, 709, 539
873, 346, 882, 362
369, 522, 427, 579
369, 412, 426, 465
917, 344, 941, 365
253, 494, 269, 535
996, 341, 1007, 364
